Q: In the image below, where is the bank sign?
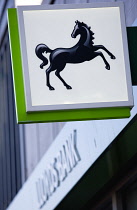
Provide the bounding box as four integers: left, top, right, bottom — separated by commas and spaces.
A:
7, 113, 136, 210
36, 130, 80, 209
8, 2, 133, 123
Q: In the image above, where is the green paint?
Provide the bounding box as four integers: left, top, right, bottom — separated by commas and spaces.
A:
7, 9, 130, 123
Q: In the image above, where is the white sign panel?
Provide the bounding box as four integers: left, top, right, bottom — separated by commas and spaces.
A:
17, 3, 133, 112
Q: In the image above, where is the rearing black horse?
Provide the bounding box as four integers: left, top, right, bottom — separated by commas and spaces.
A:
35, 20, 116, 90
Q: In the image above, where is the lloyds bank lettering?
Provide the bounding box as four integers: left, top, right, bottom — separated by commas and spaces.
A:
35, 129, 81, 209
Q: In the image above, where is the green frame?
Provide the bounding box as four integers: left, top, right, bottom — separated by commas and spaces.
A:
8, 9, 130, 123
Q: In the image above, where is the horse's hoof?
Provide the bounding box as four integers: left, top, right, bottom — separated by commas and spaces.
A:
66, 85, 72, 90
49, 86, 55, 90
111, 55, 116, 59
105, 65, 110, 70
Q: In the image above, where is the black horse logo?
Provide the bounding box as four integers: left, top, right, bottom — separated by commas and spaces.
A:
35, 20, 116, 90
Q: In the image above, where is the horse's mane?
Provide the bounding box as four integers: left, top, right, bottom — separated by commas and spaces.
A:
77, 21, 95, 44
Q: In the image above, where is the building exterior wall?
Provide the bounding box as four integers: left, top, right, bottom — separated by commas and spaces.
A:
24, 122, 65, 176
0, 1, 21, 210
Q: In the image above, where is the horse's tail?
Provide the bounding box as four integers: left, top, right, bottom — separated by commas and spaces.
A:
35, 44, 52, 69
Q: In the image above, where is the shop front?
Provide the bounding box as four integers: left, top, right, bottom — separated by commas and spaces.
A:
7, 86, 137, 209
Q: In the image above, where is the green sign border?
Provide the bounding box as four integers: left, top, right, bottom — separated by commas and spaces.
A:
8, 8, 130, 123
